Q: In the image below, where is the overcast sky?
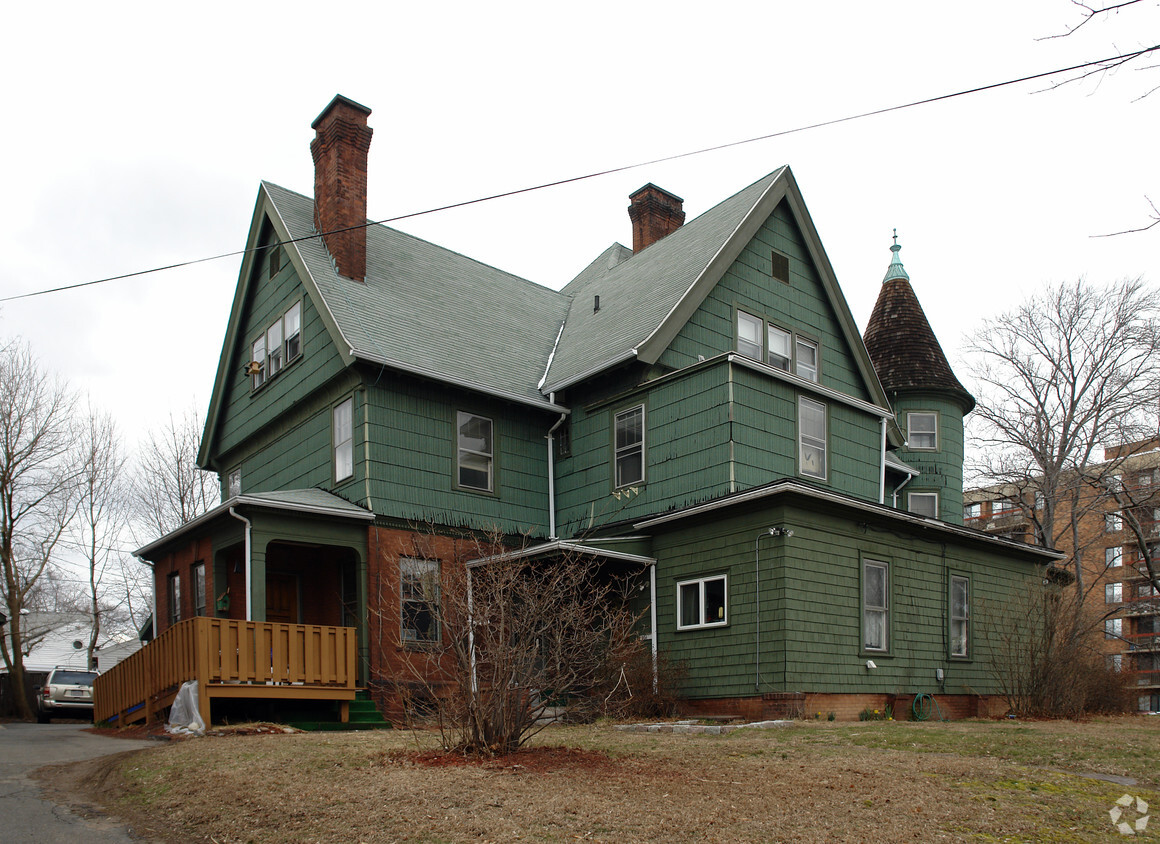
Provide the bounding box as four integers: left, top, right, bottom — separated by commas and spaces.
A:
2, 1, 1157, 455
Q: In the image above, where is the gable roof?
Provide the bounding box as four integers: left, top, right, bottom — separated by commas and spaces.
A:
541, 168, 896, 432
202, 168, 900, 464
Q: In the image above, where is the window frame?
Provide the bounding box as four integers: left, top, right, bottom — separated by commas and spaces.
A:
675, 574, 728, 631
456, 411, 495, 493
400, 557, 441, 645
227, 468, 241, 499
613, 404, 646, 489
333, 396, 354, 483
906, 411, 938, 451
192, 562, 207, 618
862, 559, 890, 654
250, 335, 267, 390
1106, 512, 1123, 533
736, 310, 763, 360
767, 323, 792, 372
798, 396, 828, 481
167, 571, 181, 627
795, 336, 819, 382
908, 491, 940, 519
1105, 617, 1123, 640
249, 299, 304, 392
949, 574, 970, 659
1106, 546, 1124, 567
1105, 582, 1123, 604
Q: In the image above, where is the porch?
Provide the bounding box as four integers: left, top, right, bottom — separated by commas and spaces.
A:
94, 617, 358, 728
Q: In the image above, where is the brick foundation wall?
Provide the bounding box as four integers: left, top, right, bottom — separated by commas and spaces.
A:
680, 692, 1009, 722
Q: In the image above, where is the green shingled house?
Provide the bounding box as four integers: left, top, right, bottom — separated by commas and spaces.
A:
113, 95, 1059, 725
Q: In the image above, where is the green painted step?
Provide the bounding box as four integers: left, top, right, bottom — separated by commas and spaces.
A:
284, 690, 392, 731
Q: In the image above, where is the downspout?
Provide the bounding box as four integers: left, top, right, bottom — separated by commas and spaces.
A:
228, 507, 253, 622
891, 473, 913, 509
546, 392, 567, 540
649, 563, 658, 692
879, 418, 887, 505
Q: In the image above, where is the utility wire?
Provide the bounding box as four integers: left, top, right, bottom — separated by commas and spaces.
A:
2, 44, 1156, 305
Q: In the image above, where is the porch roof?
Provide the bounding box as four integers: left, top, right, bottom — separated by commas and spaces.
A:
467, 539, 656, 568
134, 489, 373, 560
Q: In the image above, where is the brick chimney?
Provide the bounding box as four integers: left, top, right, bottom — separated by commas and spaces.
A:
310, 95, 373, 281
628, 184, 685, 253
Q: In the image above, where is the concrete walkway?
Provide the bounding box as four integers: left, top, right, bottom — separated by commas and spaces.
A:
0, 721, 156, 842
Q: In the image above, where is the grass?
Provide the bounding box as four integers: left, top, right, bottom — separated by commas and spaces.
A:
41, 716, 1160, 843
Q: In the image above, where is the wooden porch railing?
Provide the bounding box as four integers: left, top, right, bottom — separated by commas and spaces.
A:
94, 617, 358, 727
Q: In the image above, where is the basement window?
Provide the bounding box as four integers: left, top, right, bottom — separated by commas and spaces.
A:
676, 575, 727, 630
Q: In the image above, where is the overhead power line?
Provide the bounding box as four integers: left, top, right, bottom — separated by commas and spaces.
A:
2, 44, 1156, 305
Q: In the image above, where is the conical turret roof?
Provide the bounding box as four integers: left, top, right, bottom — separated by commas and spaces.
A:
863, 234, 975, 413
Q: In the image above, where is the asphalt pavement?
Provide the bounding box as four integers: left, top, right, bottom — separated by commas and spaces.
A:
0, 721, 157, 842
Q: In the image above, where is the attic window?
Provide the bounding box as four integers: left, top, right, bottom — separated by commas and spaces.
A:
771, 250, 790, 284
269, 245, 282, 279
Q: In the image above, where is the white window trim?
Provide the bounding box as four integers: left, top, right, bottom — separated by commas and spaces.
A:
798, 396, 827, 480
676, 574, 728, 630
863, 560, 889, 652
906, 411, 938, 451
614, 404, 645, 489
950, 575, 969, 658
333, 397, 354, 482
457, 411, 495, 492
908, 491, 939, 519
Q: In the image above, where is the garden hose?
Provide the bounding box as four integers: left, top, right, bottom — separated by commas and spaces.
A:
912, 693, 945, 721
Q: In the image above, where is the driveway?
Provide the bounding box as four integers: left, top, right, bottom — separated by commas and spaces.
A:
0, 721, 156, 842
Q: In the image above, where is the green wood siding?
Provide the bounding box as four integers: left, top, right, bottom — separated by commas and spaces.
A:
209, 228, 349, 487
893, 394, 967, 524
658, 201, 871, 403
649, 497, 1041, 700
363, 374, 552, 536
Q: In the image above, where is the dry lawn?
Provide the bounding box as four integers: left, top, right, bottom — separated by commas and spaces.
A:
36, 717, 1160, 843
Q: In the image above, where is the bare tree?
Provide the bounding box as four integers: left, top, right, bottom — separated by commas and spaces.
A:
0, 341, 81, 719
72, 405, 132, 668
134, 408, 218, 538
372, 531, 649, 755
967, 278, 1160, 596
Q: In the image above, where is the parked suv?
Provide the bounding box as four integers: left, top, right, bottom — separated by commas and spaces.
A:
36, 667, 99, 722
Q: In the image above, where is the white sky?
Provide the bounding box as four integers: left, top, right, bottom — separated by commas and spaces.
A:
1, 1, 1157, 454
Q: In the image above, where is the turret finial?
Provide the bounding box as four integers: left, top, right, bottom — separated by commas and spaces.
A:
883, 230, 909, 282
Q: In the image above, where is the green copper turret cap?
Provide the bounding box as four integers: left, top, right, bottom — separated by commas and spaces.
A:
883, 229, 909, 282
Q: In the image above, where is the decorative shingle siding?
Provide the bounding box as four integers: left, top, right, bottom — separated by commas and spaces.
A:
649, 497, 1042, 701
212, 232, 350, 489
659, 202, 871, 404
892, 393, 967, 523
363, 374, 552, 535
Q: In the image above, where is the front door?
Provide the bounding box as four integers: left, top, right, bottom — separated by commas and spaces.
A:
266, 572, 300, 624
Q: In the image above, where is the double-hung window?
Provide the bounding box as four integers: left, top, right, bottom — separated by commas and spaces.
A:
457, 412, 494, 492
907, 412, 938, 450
400, 558, 440, 644
795, 338, 819, 382
908, 492, 939, 519
798, 397, 827, 480
1106, 582, 1123, 603
614, 405, 645, 488
251, 301, 303, 391
167, 572, 181, 627
192, 562, 207, 617
767, 325, 791, 371
1106, 546, 1123, 567
735, 310, 819, 381
1105, 617, 1123, 639
676, 575, 727, 630
1106, 512, 1123, 533
950, 575, 969, 657
333, 398, 354, 482
863, 560, 889, 652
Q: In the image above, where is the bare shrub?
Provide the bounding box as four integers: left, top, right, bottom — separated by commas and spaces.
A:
984, 577, 1135, 718
372, 531, 649, 755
